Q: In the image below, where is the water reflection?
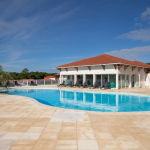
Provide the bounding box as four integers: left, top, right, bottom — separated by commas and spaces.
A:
60, 90, 119, 112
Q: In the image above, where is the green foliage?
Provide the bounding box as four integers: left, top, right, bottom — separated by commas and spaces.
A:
21, 68, 29, 74
147, 63, 150, 65
9, 68, 57, 80
0, 66, 13, 87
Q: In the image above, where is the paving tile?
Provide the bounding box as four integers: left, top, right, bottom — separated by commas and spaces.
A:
95, 132, 115, 140
9, 126, 29, 132
77, 131, 96, 140
105, 122, 122, 127
119, 140, 142, 149
16, 121, 34, 126
44, 126, 61, 132
0, 132, 7, 138
2, 121, 20, 127
39, 132, 58, 140
55, 140, 77, 150
47, 122, 62, 127
77, 126, 94, 133
124, 127, 143, 134
58, 132, 76, 140
131, 133, 150, 140
60, 126, 76, 132
26, 127, 45, 133
61, 122, 76, 127
78, 140, 99, 149
108, 126, 127, 133
113, 132, 135, 140
10, 140, 37, 150
137, 139, 150, 150
0, 126, 14, 132
1, 132, 24, 140
93, 126, 110, 133
0, 140, 16, 150
33, 139, 56, 150
97, 140, 122, 149
20, 133, 41, 140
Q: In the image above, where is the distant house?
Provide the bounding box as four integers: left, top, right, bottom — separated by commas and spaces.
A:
44, 76, 56, 80
55, 54, 150, 89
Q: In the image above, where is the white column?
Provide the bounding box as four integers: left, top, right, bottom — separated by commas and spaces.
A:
36, 80, 37, 85
121, 75, 122, 89
108, 74, 109, 82
59, 75, 61, 84
129, 74, 132, 88
125, 75, 126, 88
74, 74, 77, 84
116, 66, 119, 89
101, 75, 102, 87
93, 74, 96, 85
139, 74, 140, 88
61, 75, 63, 84
44, 80, 45, 85
27, 80, 28, 86
83, 74, 86, 83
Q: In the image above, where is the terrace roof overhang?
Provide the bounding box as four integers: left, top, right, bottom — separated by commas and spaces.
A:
55, 62, 150, 69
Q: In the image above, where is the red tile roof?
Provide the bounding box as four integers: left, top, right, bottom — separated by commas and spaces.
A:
44, 76, 56, 78
55, 54, 150, 68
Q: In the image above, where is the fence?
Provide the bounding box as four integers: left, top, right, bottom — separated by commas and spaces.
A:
11, 79, 59, 86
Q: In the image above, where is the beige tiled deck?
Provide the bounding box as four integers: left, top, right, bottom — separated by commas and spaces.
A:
0, 86, 150, 150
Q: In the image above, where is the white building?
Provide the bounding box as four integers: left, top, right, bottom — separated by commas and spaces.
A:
55, 54, 150, 89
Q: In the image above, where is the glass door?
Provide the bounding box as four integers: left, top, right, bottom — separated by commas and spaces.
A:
96, 75, 101, 87
102, 75, 108, 87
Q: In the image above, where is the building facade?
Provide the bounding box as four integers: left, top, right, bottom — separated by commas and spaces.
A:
55, 54, 150, 89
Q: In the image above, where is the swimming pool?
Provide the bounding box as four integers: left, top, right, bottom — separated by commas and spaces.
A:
4, 88, 150, 112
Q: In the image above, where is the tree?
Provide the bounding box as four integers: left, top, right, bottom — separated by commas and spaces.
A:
0, 66, 13, 89
21, 68, 29, 74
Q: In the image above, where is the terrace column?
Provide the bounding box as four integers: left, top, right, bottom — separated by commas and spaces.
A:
93, 74, 96, 85
129, 74, 132, 88
83, 74, 86, 83
60, 75, 62, 84
139, 74, 140, 88
74, 74, 77, 84
116, 66, 119, 89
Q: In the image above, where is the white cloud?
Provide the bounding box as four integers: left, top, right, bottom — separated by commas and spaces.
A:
118, 7, 150, 41
117, 28, 150, 41
141, 7, 150, 21
106, 45, 150, 62
135, 23, 142, 27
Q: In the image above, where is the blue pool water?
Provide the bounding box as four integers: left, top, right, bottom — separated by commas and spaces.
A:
3, 88, 150, 112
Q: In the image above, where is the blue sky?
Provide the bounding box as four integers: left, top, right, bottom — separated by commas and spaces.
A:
0, 0, 150, 73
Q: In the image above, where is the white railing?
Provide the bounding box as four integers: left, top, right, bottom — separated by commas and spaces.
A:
11, 79, 59, 86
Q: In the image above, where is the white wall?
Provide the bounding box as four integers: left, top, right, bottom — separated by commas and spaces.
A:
61, 65, 117, 75
119, 66, 145, 88
145, 73, 150, 87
